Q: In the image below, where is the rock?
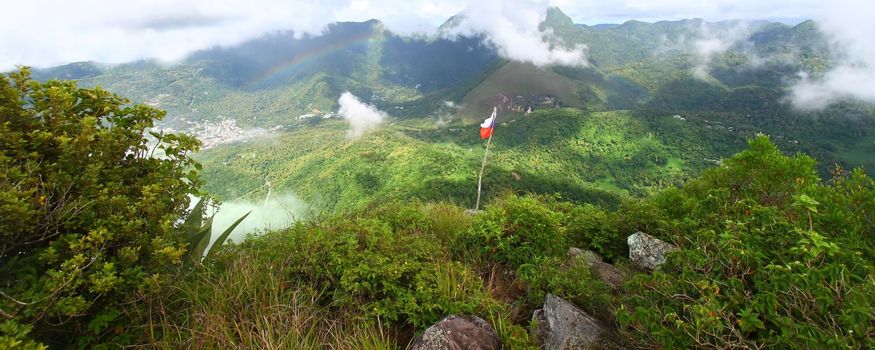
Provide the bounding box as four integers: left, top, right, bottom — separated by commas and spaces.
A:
566, 248, 628, 290
410, 315, 500, 350
463, 209, 483, 216
627, 231, 677, 271
566, 247, 600, 266
531, 294, 612, 350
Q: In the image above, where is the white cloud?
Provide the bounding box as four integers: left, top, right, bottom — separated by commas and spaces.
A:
690, 21, 757, 80
442, 0, 588, 67
337, 92, 387, 138
2, 0, 872, 98
552, 0, 822, 24
1, 1, 353, 69
789, 0, 875, 109
791, 67, 875, 110
208, 193, 306, 246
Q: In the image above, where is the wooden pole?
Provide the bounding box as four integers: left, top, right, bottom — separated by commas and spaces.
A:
475, 107, 497, 211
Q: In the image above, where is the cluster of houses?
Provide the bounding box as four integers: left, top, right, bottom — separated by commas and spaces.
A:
497, 94, 562, 114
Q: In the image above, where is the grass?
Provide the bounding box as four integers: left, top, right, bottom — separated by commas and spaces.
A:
837, 137, 875, 174
135, 252, 397, 349
124, 200, 547, 349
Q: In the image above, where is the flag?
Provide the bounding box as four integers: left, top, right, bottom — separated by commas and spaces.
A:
479, 107, 497, 139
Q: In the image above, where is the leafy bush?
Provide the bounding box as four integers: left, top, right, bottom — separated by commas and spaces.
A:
0, 69, 201, 345
517, 256, 610, 316
560, 203, 626, 261
463, 195, 567, 269
231, 211, 500, 329
618, 136, 875, 348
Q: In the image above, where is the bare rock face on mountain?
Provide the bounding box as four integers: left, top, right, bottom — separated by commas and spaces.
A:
531, 294, 613, 350
566, 248, 628, 290
627, 231, 677, 271
410, 315, 500, 350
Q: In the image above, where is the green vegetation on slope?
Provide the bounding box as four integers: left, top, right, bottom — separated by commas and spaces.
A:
3, 72, 873, 349
0, 69, 202, 348
196, 108, 754, 213
124, 136, 873, 349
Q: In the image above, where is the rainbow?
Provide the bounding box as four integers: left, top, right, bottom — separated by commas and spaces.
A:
247, 31, 377, 86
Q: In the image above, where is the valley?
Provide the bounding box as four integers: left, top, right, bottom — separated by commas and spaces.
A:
32, 9, 874, 216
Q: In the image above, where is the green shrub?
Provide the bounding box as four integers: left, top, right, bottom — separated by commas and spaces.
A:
517, 256, 611, 315
0, 321, 46, 350
0, 68, 201, 345
235, 214, 500, 329
463, 195, 567, 269
618, 136, 875, 349
561, 203, 626, 261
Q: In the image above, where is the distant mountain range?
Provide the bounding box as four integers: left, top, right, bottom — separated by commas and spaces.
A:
31, 8, 834, 124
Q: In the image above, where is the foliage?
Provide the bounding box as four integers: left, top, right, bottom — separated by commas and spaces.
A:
517, 256, 611, 316
487, 311, 540, 350
559, 203, 626, 261
617, 136, 875, 349
0, 68, 201, 345
226, 203, 501, 329
43, 135, 871, 349
0, 321, 47, 350
463, 195, 567, 269
179, 197, 251, 265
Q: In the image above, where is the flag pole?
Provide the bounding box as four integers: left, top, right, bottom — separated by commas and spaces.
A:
475, 107, 497, 211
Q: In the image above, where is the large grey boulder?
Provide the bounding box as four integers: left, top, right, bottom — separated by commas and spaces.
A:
566, 248, 628, 290
410, 315, 500, 350
627, 231, 677, 271
531, 294, 612, 350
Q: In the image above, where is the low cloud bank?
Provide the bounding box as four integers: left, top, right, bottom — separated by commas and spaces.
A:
338, 92, 387, 138
790, 0, 875, 109
690, 21, 756, 80
209, 193, 307, 246
443, 0, 587, 67
665, 2, 875, 110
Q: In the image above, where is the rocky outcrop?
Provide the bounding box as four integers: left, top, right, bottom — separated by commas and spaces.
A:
410, 315, 500, 350
627, 231, 677, 271
531, 294, 614, 350
566, 248, 628, 290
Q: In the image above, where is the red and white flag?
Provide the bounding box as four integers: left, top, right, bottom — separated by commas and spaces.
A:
479, 107, 497, 139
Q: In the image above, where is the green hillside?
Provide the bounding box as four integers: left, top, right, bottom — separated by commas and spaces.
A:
196, 108, 755, 212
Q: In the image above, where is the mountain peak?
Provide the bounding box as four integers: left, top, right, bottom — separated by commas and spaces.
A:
543, 7, 574, 28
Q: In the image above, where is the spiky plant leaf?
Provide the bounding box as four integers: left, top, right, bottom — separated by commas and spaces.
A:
183, 216, 213, 265
182, 197, 207, 237
205, 211, 251, 259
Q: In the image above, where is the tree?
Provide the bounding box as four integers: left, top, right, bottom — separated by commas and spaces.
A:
0, 68, 202, 345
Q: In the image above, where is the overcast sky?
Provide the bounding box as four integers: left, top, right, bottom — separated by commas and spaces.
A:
2, 0, 873, 108
0, 0, 855, 69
